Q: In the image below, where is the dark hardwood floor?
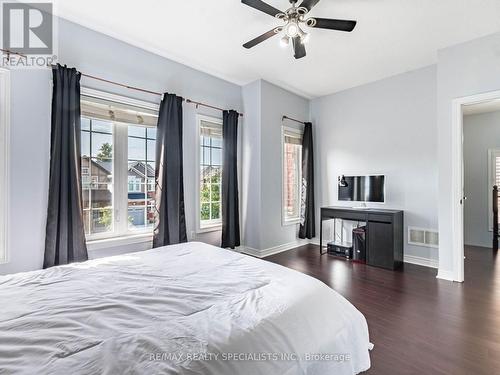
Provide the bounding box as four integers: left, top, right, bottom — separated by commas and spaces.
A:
265, 245, 500, 375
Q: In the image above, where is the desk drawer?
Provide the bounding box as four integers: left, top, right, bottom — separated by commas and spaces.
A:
368, 213, 392, 223
322, 209, 367, 222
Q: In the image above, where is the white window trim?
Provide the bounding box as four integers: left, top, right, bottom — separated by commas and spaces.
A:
81, 87, 160, 112
281, 125, 303, 226
196, 114, 223, 233
81, 88, 159, 244
487, 149, 500, 231
86, 232, 153, 251
0, 69, 10, 264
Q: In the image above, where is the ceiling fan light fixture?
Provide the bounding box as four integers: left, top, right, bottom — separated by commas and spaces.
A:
285, 21, 299, 37
241, 0, 357, 60
280, 35, 290, 47
301, 32, 310, 44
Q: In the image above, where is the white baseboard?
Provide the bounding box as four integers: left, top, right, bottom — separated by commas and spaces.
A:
436, 269, 455, 281
404, 254, 438, 269
238, 239, 311, 258
312, 241, 439, 270
308, 238, 320, 246
238, 239, 440, 271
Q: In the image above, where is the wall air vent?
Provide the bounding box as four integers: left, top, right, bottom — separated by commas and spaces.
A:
408, 227, 439, 248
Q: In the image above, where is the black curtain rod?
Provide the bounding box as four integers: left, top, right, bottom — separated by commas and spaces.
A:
282, 115, 307, 125
0, 48, 244, 117
0, 47, 23, 60
75, 68, 245, 117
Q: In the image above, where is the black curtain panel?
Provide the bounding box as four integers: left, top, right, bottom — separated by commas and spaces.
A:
44, 64, 88, 268
153, 93, 187, 247
221, 110, 241, 249
299, 122, 316, 239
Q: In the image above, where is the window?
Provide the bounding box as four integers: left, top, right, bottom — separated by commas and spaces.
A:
126, 126, 157, 232
80, 89, 159, 241
488, 149, 500, 230
0, 69, 9, 264
197, 115, 223, 231
282, 127, 303, 225
81, 117, 114, 236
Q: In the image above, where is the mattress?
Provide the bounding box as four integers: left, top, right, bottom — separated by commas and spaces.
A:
0, 242, 371, 374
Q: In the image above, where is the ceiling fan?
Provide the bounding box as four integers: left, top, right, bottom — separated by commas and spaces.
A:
242, 0, 357, 59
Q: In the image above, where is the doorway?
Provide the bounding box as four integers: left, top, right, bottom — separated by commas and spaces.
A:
451, 90, 500, 282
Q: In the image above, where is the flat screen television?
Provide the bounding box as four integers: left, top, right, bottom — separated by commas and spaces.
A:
338, 175, 385, 203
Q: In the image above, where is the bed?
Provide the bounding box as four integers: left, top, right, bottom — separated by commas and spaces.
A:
0, 242, 372, 374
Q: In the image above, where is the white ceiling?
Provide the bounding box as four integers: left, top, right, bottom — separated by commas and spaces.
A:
54, 0, 500, 98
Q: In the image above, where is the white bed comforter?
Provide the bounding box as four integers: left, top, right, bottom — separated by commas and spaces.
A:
0, 242, 371, 375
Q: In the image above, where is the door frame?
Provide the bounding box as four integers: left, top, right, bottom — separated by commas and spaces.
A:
451, 89, 500, 282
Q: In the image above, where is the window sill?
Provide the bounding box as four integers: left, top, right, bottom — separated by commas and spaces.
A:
87, 232, 153, 251
197, 224, 222, 234
282, 218, 300, 227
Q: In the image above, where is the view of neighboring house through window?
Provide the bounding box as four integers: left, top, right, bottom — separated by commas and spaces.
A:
81, 117, 114, 236
127, 125, 156, 231
282, 127, 303, 224
199, 116, 222, 230
80, 91, 158, 240
128, 176, 141, 192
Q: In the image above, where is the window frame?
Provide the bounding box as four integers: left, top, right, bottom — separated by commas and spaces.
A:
196, 114, 223, 233
81, 88, 159, 244
0, 69, 10, 264
281, 125, 303, 226
487, 149, 500, 231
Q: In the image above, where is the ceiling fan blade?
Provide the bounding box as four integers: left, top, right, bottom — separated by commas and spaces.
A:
292, 36, 306, 59
309, 18, 357, 32
299, 0, 321, 12
243, 28, 281, 49
241, 0, 284, 18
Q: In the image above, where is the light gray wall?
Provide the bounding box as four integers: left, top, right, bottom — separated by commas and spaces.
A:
260, 81, 309, 250
241, 80, 310, 252
437, 32, 500, 278
1, 70, 52, 275
241, 80, 262, 249
310, 65, 439, 261
0, 17, 243, 275
463, 110, 500, 248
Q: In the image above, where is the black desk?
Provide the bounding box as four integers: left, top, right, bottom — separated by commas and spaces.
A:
320, 206, 404, 270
